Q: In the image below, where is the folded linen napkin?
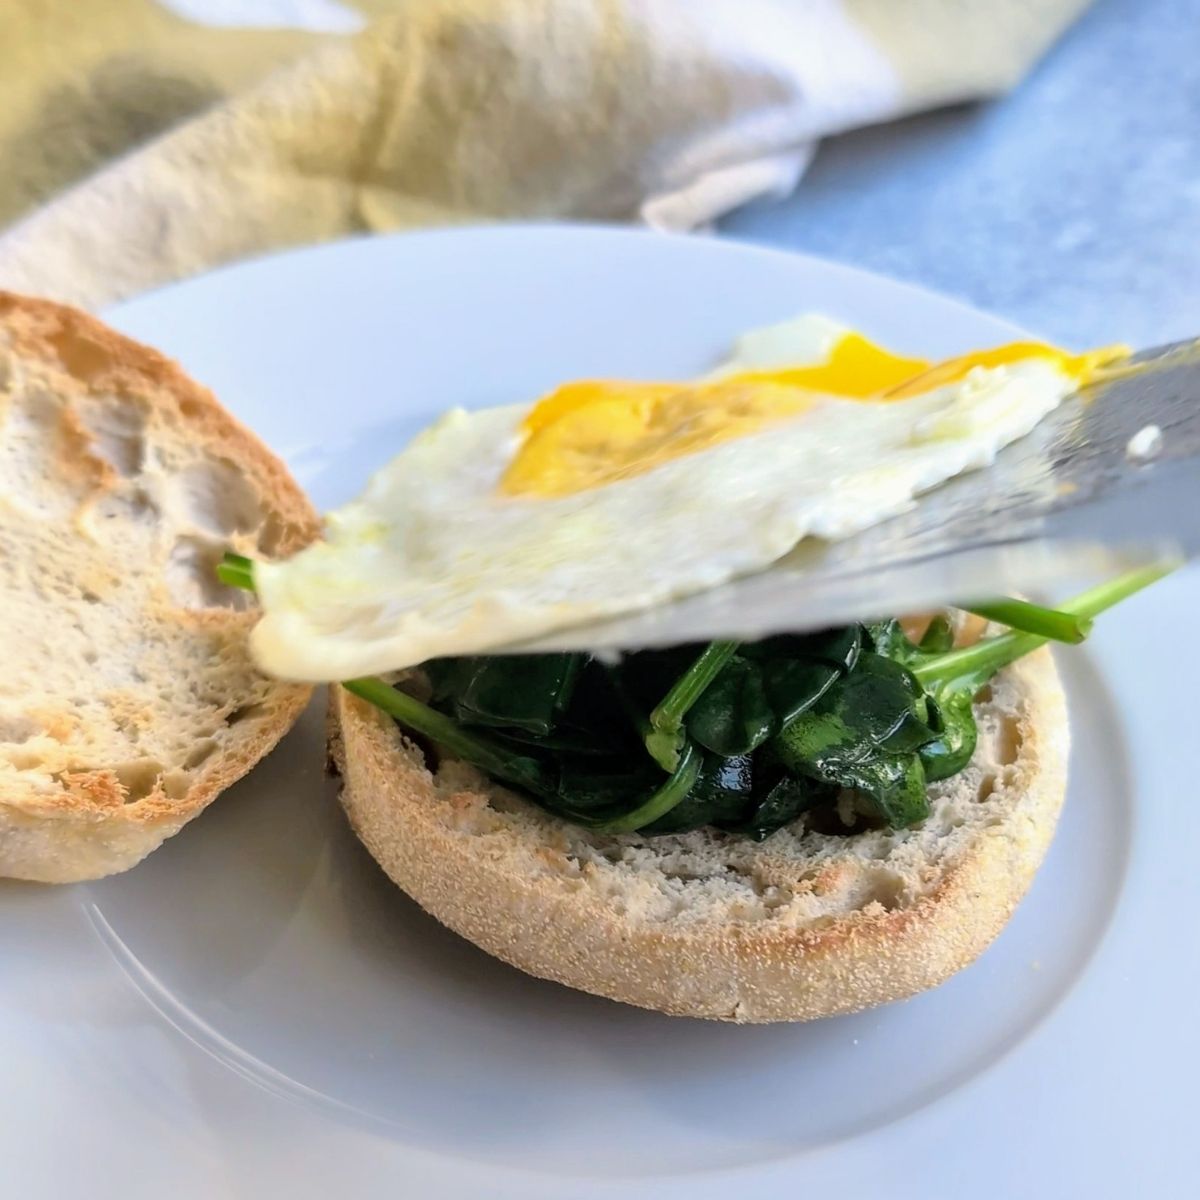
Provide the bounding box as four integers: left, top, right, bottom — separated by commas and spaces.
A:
0, 0, 1091, 309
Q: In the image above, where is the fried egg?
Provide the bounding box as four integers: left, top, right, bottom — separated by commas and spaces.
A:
250, 316, 1124, 681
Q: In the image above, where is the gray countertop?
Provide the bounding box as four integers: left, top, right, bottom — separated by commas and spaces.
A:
720, 0, 1200, 350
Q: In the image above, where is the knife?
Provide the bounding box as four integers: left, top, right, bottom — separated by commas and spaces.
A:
515, 338, 1199, 654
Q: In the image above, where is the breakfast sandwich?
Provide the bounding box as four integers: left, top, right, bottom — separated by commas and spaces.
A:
235, 315, 1149, 1021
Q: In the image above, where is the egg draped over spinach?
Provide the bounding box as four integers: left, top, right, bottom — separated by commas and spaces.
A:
236, 550, 1154, 839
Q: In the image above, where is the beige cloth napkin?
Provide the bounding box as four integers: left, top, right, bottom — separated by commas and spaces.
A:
0, 0, 1092, 310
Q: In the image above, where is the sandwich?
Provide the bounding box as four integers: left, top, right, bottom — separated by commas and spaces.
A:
1, 294, 1157, 1021
0, 293, 317, 883
230, 313, 1159, 1021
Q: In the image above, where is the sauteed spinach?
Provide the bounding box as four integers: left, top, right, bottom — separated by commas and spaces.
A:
220, 554, 1166, 838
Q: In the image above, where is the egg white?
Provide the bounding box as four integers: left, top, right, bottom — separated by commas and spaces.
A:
251, 318, 1078, 681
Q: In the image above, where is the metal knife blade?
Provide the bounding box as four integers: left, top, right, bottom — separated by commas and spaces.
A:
513, 338, 1199, 654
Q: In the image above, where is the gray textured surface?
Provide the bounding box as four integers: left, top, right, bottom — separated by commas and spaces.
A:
721, 0, 1200, 349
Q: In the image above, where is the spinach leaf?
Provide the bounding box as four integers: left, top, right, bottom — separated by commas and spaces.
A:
831, 753, 930, 827
343, 677, 554, 797
681, 629, 859, 758
642, 753, 754, 834
864, 617, 979, 781
449, 653, 582, 734
560, 658, 645, 744
769, 652, 937, 828
724, 771, 829, 841
644, 641, 740, 770
554, 754, 662, 814
797, 624, 863, 671
422, 656, 479, 704
758, 658, 840, 726
744, 625, 861, 672
620, 643, 711, 711
866, 619, 920, 665
685, 657, 775, 757
775, 652, 935, 761
488, 726, 624, 758
581, 743, 703, 833
919, 689, 979, 782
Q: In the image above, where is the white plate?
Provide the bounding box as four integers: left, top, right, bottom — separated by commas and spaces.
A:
4, 227, 1195, 1198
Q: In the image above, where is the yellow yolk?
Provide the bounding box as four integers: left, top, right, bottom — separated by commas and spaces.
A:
881, 342, 1128, 399
736, 332, 930, 397
501, 378, 817, 499
501, 332, 1128, 499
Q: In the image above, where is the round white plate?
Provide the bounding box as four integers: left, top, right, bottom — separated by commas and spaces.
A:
4, 227, 1194, 1198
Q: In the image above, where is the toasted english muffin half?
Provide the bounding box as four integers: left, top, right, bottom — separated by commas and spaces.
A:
0, 293, 319, 882
329, 647, 1067, 1022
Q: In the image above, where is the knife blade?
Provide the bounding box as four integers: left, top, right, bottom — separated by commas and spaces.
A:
513, 338, 1199, 654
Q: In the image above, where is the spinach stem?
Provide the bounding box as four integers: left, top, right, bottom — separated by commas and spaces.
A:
962, 598, 1092, 644
646, 640, 739, 770
915, 565, 1173, 688
581, 742, 702, 833
342, 677, 548, 793
218, 552, 255, 592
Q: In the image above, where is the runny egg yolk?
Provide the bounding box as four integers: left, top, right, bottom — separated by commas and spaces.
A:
500, 331, 1127, 499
